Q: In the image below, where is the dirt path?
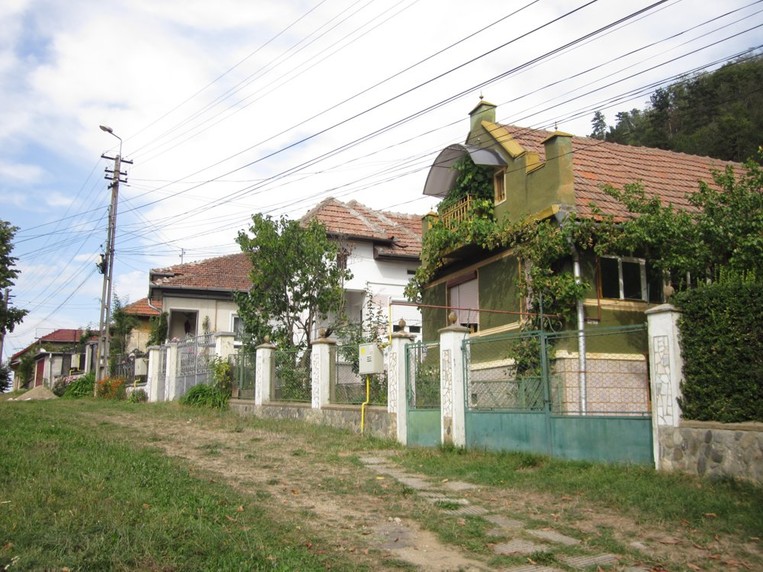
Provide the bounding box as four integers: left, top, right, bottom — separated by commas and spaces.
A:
89, 410, 761, 572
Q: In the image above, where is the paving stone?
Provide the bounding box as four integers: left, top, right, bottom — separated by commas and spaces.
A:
395, 475, 434, 490
629, 541, 649, 551
442, 480, 479, 491
446, 505, 490, 516
622, 567, 651, 572
559, 553, 618, 569
527, 529, 581, 546
358, 456, 388, 465
485, 514, 524, 529
493, 539, 549, 555
501, 566, 563, 572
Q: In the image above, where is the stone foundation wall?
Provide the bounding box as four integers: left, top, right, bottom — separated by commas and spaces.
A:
229, 399, 395, 440
658, 422, 763, 483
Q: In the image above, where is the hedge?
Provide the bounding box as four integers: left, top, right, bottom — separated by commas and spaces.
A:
675, 279, 763, 422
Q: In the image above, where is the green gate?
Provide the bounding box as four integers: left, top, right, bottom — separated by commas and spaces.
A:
464, 325, 653, 464
406, 342, 441, 447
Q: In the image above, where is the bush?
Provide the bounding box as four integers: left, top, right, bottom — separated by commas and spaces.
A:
675, 277, 763, 422
96, 376, 126, 400
180, 383, 229, 410
128, 388, 148, 403
63, 373, 95, 399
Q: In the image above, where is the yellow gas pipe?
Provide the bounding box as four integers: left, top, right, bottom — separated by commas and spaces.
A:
360, 375, 371, 434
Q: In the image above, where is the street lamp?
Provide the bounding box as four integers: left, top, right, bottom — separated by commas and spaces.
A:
95, 125, 123, 384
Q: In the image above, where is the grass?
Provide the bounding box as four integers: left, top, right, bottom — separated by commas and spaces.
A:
0, 401, 364, 571
397, 446, 763, 541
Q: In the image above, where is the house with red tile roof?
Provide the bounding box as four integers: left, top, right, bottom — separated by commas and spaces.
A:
419, 100, 743, 340
122, 297, 162, 352
146, 199, 423, 344
9, 328, 94, 390
148, 253, 251, 342
301, 198, 423, 338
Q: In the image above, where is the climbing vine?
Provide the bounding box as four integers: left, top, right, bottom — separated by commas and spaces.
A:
406, 156, 595, 330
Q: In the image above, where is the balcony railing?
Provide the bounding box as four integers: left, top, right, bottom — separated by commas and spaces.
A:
439, 196, 472, 230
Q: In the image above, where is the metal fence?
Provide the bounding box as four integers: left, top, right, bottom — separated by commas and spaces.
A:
464, 325, 650, 416
333, 342, 387, 405
175, 333, 216, 398
112, 354, 135, 382
273, 347, 312, 402
230, 350, 256, 399
406, 342, 440, 409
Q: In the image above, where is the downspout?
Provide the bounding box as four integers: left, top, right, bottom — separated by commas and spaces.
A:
555, 208, 586, 415
572, 246, 587, 415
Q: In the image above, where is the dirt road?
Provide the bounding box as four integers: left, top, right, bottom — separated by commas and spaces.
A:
94, 408, 761, 571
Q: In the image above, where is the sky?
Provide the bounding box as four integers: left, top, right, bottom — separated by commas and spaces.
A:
1, 0, 761, 360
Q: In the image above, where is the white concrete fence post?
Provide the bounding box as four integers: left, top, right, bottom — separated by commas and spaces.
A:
388, 322, 415, 446
311, 332, 336, 410
165, 341, 179, 401
439, 314, 470, 447
255, 340, 276, 406
146, 345, 160, 402
646, 303, 684, 470
214, 332, 236, 361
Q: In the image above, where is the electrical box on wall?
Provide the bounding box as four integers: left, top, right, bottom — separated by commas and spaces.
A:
358, 343, 384, 374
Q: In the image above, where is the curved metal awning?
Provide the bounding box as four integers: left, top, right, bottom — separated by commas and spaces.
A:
423, 144, 506, 197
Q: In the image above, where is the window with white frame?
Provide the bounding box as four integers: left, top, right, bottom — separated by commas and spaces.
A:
599, 256, 648, 301
231, 315, 244, 344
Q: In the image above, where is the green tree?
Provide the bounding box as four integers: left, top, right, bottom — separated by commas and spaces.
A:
1, 221, 28, 359
148, 311, 169, 346
235, 214, 351, 351
596, 155, 763, 286
111, 294, 138, 355
0, 362, 10, 393
590, 110, 607, 140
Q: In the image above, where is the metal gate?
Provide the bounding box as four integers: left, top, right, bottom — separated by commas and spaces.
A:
405, 342, 441, 447
464, 325, 653, 464
176, 334, 215, 398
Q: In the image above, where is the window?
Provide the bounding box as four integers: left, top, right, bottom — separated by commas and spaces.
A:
494, 169, 506, 204
599, 256, 647, 301
232, 315, 244, 343
448, 273, 479, 331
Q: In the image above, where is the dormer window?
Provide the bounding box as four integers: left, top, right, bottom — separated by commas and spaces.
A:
494, 169, 506, 204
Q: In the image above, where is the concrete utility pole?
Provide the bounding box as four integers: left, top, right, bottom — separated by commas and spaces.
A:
95, 125, 132, 385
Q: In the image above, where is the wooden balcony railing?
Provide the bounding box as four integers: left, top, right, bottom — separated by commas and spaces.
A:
439, 196, 472, 230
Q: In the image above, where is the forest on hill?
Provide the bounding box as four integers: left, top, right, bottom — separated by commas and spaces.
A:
590, 51, 762, 163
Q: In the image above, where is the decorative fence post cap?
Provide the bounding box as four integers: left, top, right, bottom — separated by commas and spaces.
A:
448, 311, 458, 325
398, 318, 406, 330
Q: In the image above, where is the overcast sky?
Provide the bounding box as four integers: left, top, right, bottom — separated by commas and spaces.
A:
1, 0, 761, 359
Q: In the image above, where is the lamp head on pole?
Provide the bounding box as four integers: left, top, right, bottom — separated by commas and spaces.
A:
99, 125, 113, 134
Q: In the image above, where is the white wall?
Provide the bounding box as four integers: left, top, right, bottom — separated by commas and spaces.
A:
162, 296, 239, 339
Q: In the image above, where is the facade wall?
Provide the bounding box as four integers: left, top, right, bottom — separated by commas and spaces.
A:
162, 296, 239, 339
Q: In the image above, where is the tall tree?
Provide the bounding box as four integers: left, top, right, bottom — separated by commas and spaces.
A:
590, 111, 607, 140
110, 294, 138, 355
1, 220, 28, 360
235, 214, 351, 350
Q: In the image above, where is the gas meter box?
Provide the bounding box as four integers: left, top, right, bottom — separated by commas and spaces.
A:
358, 343, 384, 374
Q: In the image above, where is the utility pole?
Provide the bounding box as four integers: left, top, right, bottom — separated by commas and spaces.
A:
95, 125, 132, 386
0, 288, 9, 363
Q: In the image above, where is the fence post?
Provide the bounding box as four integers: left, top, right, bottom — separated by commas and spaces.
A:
255, 339, 276, 405
146, 345, 160, 402
388, 321, 414, 445
439, 313, 470, 447
165, 341, 179, 401
646, 304, 684, 470
214, 332, 236, 361
311, 331, 336, 410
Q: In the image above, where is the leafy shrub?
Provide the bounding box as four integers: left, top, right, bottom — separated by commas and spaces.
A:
676, 276, 763, 422
63, 372, 95, 399
180, 383, 229, 409
96, 376, 126, 400
128, 388, 148, 403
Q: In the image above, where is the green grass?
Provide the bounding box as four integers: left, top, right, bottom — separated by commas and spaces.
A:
0, 401, 364, 571
397, 446, 763, 540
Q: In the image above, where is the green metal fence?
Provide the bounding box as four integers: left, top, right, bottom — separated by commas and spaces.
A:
333, 343, 387, 405
273, 347, 311, 402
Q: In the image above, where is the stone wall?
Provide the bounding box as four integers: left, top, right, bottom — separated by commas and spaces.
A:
658, 421, 763, 483
229, 399, 396, 440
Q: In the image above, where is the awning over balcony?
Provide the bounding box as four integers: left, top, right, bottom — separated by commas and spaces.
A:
423, 144, 506, 198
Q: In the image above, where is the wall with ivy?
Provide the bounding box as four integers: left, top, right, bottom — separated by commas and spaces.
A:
478, 257, 521, 331
422, 283, 447, 343
676, 279, 763, 422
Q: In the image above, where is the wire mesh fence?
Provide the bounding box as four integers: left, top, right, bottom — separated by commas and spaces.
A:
333, 343, 387, 405
406, 342, 440, 409
229, 350, 256, 399
464, 325, 650, 416
273, 347, 312, 402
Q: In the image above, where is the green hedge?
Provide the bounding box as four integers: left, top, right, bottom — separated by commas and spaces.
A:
675, 280, 763, 422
